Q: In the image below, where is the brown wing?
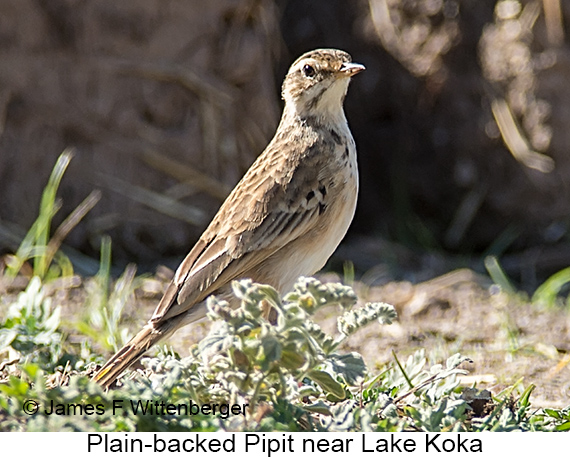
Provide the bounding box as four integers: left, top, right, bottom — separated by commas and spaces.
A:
151, 129, 334, 323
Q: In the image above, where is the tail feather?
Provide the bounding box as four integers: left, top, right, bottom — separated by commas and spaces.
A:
93, 300, 208, 389
93, 324, 165, 389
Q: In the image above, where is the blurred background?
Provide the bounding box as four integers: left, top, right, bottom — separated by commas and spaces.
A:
0, 0, 569, 290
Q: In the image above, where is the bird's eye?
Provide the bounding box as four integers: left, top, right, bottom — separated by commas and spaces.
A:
302, 64, 316, 77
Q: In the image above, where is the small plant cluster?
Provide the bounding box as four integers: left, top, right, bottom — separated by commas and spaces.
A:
1, 275, 569, 432
142, 277, 396, 430
0, 277, 62, 371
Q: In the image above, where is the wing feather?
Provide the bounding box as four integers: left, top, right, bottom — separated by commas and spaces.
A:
151, 127, 334, 323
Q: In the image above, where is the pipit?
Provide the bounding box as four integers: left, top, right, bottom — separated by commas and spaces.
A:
93, 48, 365, 388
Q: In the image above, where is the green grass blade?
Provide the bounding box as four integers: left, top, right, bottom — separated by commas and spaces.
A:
392, 350, 414, 389
532, 266, 570, 308
33, 149, 74, 276
484, 255, 516, 295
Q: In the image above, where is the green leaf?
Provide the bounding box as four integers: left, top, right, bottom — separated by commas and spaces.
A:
532, 266, 570, 308
327, 353, 367, 385
261, 334, 282, 365
198, 331, 234, 359
544, 408, 561, 419
303, 401, 333, 415
256, 284, 283, 309
21, 363, 41, 379
556, 421, 570, 431
445, 353, 472, 370
308, 370, 346, 399
280, 349, 306, 370
517, 384, 535, 408
0, 328, 18, 350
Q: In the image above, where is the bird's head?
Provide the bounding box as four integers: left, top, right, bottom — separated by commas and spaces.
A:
281, 49, 365, 122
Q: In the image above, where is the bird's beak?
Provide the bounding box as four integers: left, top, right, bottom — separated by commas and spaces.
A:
339, 62, 365, 77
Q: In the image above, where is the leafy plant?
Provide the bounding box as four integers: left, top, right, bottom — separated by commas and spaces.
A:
0, 277, 63, 370
141, 278, 397, 424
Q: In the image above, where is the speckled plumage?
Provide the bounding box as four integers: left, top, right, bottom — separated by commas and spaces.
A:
93, 49, 364, 388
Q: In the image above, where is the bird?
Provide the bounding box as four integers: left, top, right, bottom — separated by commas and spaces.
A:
93, 48, 365, 388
